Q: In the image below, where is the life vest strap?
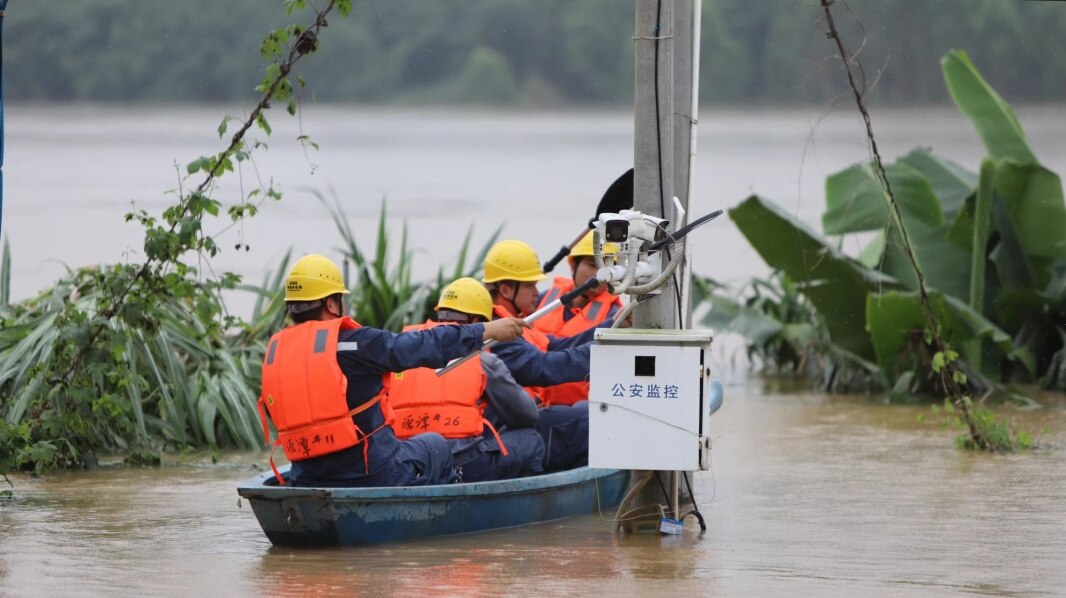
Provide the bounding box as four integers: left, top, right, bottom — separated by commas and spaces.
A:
258, 393, 388, 484
482, 418, 509, 457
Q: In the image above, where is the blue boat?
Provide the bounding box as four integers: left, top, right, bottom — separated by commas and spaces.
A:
237, 466, 630, 546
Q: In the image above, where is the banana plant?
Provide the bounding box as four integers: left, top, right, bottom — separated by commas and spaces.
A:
716, 50, 1066, 393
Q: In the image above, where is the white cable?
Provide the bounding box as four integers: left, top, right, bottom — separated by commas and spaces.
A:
610, 242, 641, 294
624, 243, 684, 295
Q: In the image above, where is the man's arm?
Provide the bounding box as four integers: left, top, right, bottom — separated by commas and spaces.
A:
491, 338, 590, 387
341, 319, 529, 373
344, 325, 485, 372
480, 352, 539, 429
547, 326, 597, 350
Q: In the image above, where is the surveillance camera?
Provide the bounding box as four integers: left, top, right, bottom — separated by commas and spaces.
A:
603, 219, 630, 243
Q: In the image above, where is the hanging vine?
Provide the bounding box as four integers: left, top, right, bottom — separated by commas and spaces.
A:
819, 0, 1001, 450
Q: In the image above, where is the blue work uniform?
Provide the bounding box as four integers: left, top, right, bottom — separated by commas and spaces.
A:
448, 353, 546, 483
490, 312, 593, 472
288, 323, 485, 488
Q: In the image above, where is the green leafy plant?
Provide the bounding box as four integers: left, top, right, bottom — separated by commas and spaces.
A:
0, 1, 351, 474
712, 49, 1057, 448
695, 272, 882, 393
0, 193, 505, 476
719, 50, 1066, 396
928, 397, 1030, 452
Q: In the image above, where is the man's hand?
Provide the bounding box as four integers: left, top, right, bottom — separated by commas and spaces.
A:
482, 317, 530, 342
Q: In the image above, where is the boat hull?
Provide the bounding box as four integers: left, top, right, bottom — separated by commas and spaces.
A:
237, 466, 630, 546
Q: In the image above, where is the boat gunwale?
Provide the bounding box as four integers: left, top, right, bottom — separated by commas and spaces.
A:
237, 466, 627, 501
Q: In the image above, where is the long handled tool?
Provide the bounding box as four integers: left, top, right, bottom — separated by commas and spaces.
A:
435, 276, 602, 376
541, 169, 634, 274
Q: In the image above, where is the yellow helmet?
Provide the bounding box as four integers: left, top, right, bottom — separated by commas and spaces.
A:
435, 277, 493, 321
285, 254, 350, 302
570, 231, 619, 258
482, 240, 547, 283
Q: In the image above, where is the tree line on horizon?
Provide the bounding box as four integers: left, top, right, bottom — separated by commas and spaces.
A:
6, 0, 1065, 107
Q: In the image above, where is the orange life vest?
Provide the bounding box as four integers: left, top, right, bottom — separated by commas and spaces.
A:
533, 276, 620, 337
493, 304, 550, 352
531, 278, 618, 407
385, 321, 507, 455
258, 317, 388, 485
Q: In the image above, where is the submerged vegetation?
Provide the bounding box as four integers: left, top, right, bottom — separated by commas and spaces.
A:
704, 49, 1061, 450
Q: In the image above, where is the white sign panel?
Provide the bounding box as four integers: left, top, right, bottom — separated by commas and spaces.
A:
588, 331, 709, 471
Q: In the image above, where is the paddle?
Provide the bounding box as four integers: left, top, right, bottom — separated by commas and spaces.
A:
435, 276, 602, 376
647, 209, 724, 251
542, 168, 634, 274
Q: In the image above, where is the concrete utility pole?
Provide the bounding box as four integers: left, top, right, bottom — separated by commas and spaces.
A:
633, 0, 677, 330
630, 0, 698, 524
672, 0, 697, 326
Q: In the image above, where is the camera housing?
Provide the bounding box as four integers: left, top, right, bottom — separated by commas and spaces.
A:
595, 210, 671, 248
603, 219, 630, 243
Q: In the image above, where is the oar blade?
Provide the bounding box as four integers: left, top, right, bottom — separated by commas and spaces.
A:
594, 168, 634, 218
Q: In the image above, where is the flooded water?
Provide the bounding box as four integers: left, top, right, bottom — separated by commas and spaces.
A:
3, 106, 1066, 595
3, 104, 1066, 317
3, 387, 1065, 597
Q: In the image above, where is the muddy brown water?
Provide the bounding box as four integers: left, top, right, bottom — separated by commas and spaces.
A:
4, 105, 1066, 595
3, 387, 1065, 597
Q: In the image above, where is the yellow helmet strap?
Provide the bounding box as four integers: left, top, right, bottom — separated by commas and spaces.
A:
496, 280, 530, 317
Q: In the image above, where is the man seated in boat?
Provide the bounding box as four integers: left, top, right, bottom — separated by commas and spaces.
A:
385, 278, 546, 483
531, 231, 625, 408
258, 254, 528, 488
480, 240, 599, 472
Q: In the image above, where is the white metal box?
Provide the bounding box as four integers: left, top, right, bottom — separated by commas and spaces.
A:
588, 329, 713, 471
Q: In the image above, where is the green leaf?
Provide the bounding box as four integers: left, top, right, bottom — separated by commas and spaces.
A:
898, 148, 977, 218
879, 213, 972, 302
730, 195, 897, 359
823, 162, 944, 235
993, 160, 1066, 260
186, 156, 213, 175
284, 0, 307, 15
989, 195, 1038, 291
699, 294, 783, 344
866, 290, 1018, 375
941, 50, 1036, 165
255, 113, 272, 136
216, 116, 232, 139
858, 230, 885, 268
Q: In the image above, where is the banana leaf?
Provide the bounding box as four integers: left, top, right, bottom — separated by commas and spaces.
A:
898, 148, 976, 219
700, 293, 784, 345
730, 195, 897, 359
823, 161, 945, 235
989, 195, 1038, 292
942, 50, 1036, 166
879, 214, 972, 302
865, 290, 1025, 377
825, 159, 971, 301
993, 160, 1066, 261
